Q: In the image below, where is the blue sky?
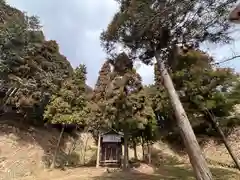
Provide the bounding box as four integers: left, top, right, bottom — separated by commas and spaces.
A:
6, 0, 240, 87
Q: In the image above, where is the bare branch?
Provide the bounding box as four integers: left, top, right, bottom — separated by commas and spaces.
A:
213, 55, 240, 65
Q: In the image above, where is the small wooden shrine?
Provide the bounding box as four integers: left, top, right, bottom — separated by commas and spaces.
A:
96, 129, 123, 167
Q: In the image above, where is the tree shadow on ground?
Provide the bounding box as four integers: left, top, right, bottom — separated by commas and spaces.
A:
92, 170, 179, 180
65, 149, 97, 169
154, 165, 239, 180
92, 165, 239, 180
150, 146, 240, 180
150, 147, 183, 166
102, 147, 240, 180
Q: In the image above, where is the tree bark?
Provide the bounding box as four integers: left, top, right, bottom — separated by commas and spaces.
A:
82, 134, 89, 165
141, 138, 145, 160
205, 110, 240, 170
147, 142, 151, 164
2, 87, 14, 103
67, 136, 76, 166
67, 127, 79, 156
133, 139, 138, 160
50, 125, 65, 169
123, 131, 129, 170
96, 133, 101, 168
155, 52, 213, 180
0, 87, 18, 111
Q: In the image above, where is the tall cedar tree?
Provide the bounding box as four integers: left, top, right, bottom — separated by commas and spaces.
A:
44, 64, 89, 168
152, 64, 172, 129
101, 53, 155, 169
93, 61, 111, 101
101, 0, 238, 179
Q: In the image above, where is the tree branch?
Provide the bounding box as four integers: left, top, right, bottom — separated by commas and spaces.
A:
213, 55, 240, 65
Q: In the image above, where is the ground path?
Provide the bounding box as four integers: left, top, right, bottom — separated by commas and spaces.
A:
16, 164, 240, 180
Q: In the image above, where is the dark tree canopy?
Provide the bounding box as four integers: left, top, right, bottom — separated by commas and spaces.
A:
101, 0, 237, 65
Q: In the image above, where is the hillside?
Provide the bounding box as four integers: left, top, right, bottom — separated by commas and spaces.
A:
0, 119, 239, 180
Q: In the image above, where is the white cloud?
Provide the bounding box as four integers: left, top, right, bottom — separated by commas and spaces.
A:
85, 30, 102, 40
135, 62, 154, 85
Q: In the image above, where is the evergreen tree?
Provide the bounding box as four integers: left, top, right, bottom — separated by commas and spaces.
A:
0, 1, 72, 124
171, 49, 240, 169
99, 53, 155, 169
171, 48, 239, 121
93, 61, 111, 101
44, 64, 89, 168
101, 0, 238, 178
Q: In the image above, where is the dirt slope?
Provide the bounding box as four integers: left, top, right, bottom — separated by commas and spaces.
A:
0, 118, 96, 180
0, 119, 239, 179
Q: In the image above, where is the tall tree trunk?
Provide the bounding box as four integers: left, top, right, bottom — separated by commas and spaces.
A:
205, 110, 240, 170
147, 142, 151, 164
133, 139, 138, 160
50, 125, 65, 169
67, 136, 76, 166
123, 131, 129, 170
155, 53, 213, 180
67, 127, 79, 156
83, 134, 90, 165
1, 87, 14, 103
96, 133, 101, 168
141, 137, 145, 160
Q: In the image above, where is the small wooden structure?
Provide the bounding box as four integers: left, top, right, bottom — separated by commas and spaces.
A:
96, 129, 123, 167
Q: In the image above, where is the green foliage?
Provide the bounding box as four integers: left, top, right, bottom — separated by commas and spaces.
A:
172, 49, 239, 118
0, 1, 73, 124
154, 49, 240, 136
101, 0, 236, 63
147, 48, 240, 137
227, 79, 240, 105
44, 65, 89, 126
100, 0, 240, 142
93, 54, 157, 143
93, 61, 111, 102
1, 0, 240, 156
